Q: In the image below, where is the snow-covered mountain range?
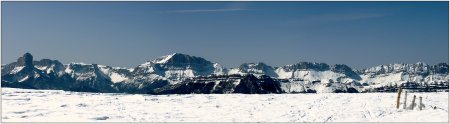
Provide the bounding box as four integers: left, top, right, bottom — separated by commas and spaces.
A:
1, 53, 448, 94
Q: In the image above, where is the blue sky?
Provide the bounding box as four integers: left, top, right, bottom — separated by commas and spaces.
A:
2, 2, 448, 69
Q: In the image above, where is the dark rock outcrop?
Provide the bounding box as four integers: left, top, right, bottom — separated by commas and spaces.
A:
154, 74, 283, 94
17, 53, 33, 67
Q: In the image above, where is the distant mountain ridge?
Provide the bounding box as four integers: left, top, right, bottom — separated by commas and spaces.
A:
1, 53, 448, 94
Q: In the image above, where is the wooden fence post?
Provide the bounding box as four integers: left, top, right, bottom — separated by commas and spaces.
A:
411, 95, 416, 110
403, 91, 407, 109
396, 87, 403, 109
419, 96, 422, 110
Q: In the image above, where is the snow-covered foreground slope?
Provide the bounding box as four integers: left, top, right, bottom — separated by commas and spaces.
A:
2, 88, 448, 122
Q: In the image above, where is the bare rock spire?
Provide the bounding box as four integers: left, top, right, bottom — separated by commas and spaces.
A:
17, 52, 33, 67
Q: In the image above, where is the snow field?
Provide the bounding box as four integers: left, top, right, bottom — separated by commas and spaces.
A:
1, 88, 448, 122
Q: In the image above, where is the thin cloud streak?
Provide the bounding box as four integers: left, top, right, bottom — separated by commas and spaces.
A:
288, 13, 392, 27
164, 8, 247, 13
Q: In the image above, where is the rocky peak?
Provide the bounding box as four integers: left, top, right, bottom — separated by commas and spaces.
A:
153, 53, 213, 68
331, 64, 361, 80
17, 53, 33, 67
148, 53, 217, 71
237, 62, 278, 77
34, 59, 66, 77
331, 64, 353, 73
282, 62, 330, 72
34, 59, 62, 66
238, 62, 272, 71
133, 53, 225, 81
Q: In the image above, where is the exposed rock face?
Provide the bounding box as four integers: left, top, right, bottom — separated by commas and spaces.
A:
17, 53, 34, 67
233, 75, 282, 94
154, 74, 283, 94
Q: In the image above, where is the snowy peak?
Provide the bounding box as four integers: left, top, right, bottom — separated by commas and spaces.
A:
238, 62, 272, 71
1, 53, 449, 94
330, 64, 352, 73
34, 59, 66, 77
64, 63, 110, 82
152, 53, 214, 68
134, 53, 225, 81
331, 64, 361, 80
151, 53, 178, 64
230, 62, 278, 77
97, 65, 132, 83
1, 53, 49, 83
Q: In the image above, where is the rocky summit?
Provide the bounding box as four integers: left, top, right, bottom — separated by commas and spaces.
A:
1, 53, 448, 94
